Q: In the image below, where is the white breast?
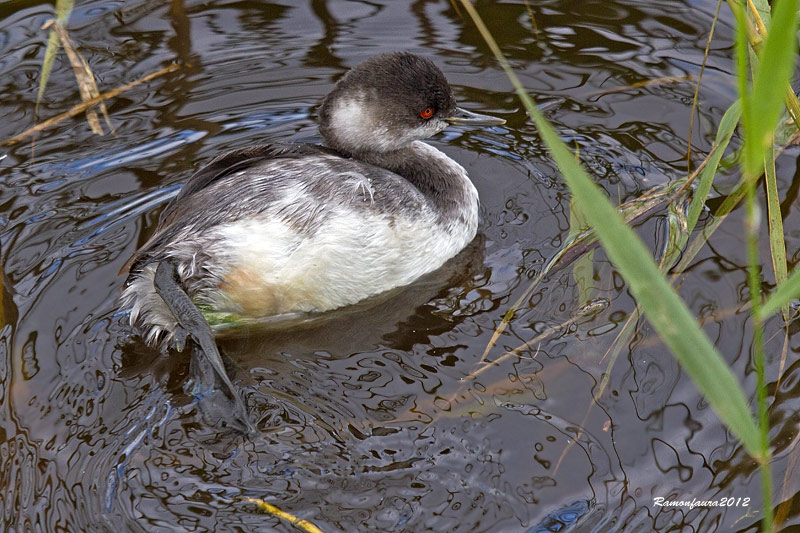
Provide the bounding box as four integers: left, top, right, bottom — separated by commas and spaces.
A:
206, 143, 479, 316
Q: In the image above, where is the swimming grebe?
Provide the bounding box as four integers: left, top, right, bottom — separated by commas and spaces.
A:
121, 52, 505, 432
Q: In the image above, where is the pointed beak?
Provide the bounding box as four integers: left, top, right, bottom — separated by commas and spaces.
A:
443, 107, 506, 126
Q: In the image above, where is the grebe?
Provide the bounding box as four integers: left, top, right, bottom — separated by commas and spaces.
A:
121, 52, 505, 433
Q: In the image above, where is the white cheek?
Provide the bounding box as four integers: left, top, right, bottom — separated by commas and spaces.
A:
331, 98, 365, 139
329, 97, 443, 151
330, 96, 393, 151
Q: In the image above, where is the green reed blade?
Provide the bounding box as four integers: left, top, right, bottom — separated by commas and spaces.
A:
569, 196, 595, 305
763, 140, 790, 320
759, 268, 800, 319
686, 100, 741, 234
743, 0, 799, 179
460, 0, 763, 459
737, 0, 800, 137
531, 112, 762, 456
478, 179, 684, 364
749, 0, 772, 25
36, 0, 74, 116
734, 1, 798, 528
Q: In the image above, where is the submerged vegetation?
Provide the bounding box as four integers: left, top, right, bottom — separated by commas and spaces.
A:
1, 0, 177, 148
460, 0, 800, 529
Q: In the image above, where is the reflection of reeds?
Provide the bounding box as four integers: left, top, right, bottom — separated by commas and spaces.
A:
589, 74, 694, 96
13, 0, 179, 148
35, 0, 112, 135
35, 0, 73, 120
43, 20, 113, 135
2, 64, 180, 147
686, 0, 723, 175
458, 0, 800, 530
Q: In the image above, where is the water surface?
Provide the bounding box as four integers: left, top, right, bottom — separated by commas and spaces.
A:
1, 1, 799, 531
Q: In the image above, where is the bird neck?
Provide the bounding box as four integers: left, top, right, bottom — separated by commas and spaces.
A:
350, 142, 478, 229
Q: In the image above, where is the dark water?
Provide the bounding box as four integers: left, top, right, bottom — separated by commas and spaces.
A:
1, 0, 799, 531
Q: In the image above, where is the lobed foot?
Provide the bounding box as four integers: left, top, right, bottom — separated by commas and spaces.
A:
153, 258, 258, 437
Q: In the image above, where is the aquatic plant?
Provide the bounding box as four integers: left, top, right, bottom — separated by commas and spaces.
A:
460, 0, 800, 530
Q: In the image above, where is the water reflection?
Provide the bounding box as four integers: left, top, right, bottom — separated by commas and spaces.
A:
0, 0, 799, 531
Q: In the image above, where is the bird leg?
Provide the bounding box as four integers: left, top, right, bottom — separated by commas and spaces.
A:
153, 257, 257, 436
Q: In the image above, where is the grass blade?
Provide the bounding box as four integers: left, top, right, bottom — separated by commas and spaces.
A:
748, 0, 771, 26
759, 268, 800, 319
49, 22, 103, 134
746, 0, 800, 135
763, 140, 789, 320
1, 64, 180, 146
478, 179, 685, 363
687, 0, 724, 172
569, 196, 595, 305
531, 113, 762, 456
686, 100, 741, 233
673, 174, 749, 280
35, 0, 74, 116
743, 0, 799, 178
460, 0, 763, 458
734, 1, 799, 527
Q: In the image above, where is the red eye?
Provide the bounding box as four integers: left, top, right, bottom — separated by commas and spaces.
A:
420, 107, 435, 119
